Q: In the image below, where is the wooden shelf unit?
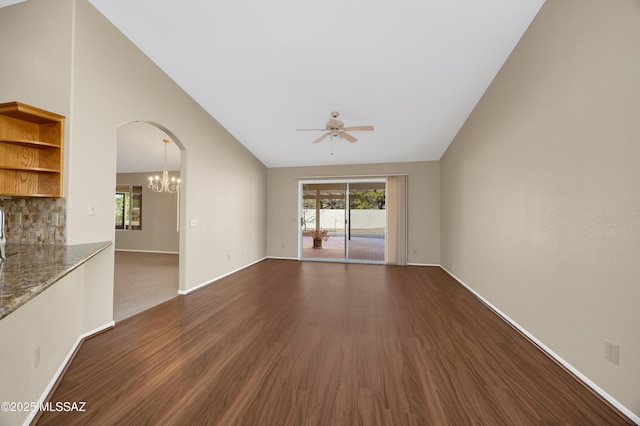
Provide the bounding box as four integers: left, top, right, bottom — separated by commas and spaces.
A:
0, 101, 65, 197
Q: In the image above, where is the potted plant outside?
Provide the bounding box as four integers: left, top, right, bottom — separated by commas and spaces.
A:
312, 229, 329, 248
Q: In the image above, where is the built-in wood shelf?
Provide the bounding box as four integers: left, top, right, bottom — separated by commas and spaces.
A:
0, 164, 60, 173
0, 138, 62, 149
0, 101, 65, 197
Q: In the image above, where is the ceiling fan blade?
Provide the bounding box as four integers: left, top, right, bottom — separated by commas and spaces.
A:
312, 133, 331, 143
297, 128, 327, 131
340, 132, 358, 143
342, 125, 374, 131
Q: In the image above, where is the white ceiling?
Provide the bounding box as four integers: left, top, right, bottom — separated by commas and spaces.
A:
98, 1, 542, 169
0, 0, 25, 8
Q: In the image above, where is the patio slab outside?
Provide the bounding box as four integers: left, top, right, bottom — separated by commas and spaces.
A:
302, 235, 385, 262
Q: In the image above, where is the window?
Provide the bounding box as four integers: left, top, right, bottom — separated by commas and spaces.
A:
115, 185, 142, 230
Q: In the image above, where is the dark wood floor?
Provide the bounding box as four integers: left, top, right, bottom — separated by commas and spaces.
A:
37, 260, 631, 425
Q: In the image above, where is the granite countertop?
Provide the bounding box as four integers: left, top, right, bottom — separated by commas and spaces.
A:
0, 241, 112, 320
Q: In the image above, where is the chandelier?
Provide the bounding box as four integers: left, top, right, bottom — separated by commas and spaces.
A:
148, 139, 181, 193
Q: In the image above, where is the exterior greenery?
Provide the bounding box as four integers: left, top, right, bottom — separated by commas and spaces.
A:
115, 185, 142, 230
303, 190, 385, 210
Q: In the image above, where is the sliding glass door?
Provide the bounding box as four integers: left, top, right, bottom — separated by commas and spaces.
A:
347, 182, 386, 262
301, 183, 346, 260
300, 179, 385, 263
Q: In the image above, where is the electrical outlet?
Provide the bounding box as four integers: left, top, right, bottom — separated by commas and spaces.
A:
15, 212, 22, 225
34, 346, 40, 368
227, 254, 231, 261
605, 341, 619, 364
190, 219, 197, 227
51, 212, 59, 227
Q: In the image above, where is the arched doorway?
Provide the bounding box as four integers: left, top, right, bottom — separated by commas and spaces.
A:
113, 121, 184, 321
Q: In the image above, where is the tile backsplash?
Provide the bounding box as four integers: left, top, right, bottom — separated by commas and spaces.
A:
0, 197, 66, 244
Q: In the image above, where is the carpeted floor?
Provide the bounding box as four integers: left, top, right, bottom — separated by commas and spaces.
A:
113, 251, 179, 322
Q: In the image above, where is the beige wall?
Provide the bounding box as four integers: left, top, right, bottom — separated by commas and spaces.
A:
441, 0, 640, 417
267, 161, 440, 265
115, 172, 180, 253
0, 0, 72, 121
71, 0, 267, 290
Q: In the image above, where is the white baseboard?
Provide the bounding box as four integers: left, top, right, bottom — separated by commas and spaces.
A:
265, 257, 439, 266
178, 257, 268, 295
269, 257, 436, 265
115, 249, 179, 254
24, 321, 115, 426
439, 265, 639, 425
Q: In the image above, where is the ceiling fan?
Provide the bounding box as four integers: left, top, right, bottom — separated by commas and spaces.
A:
297, 111, 374, 144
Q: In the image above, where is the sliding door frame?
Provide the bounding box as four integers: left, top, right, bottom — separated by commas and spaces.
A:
298, 178, 386, 263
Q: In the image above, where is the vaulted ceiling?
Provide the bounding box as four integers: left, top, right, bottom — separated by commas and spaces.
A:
55, 1, 548, 169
